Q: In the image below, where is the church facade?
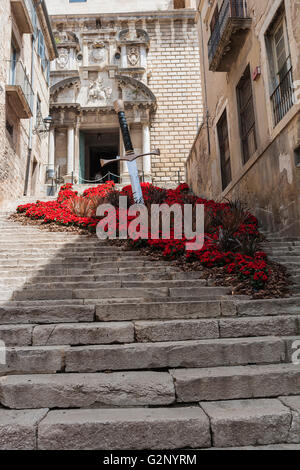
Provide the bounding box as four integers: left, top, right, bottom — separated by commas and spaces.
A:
46, 0, 202, 187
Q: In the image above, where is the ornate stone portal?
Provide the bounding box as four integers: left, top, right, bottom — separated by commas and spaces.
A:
49, 20, 156, 185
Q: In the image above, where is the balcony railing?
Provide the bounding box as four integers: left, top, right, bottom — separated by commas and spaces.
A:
270, 61, 294, 126
208, 0, 251, 71
6, 60, 34, 118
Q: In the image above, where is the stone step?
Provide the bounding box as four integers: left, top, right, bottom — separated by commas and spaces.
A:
0, 321, 134, 346
0, 304, 95, 325
0, 336, 289, 375
36, 407, 210, 450
63, 336, 287, 373
0, 371, 175, 409
5, 287, 171, 301
0, 279, 208, 292
171, 364, 300, 402
95, 297, 300, 322
0, 409, 49, 450
1, 315, 299, 347
0, 270, 194, 285
201, 397, 300, 448
0, 266, 180, 277
135, 314, 300, 342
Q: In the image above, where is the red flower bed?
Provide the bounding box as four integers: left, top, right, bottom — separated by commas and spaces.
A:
16, 182, 269, 290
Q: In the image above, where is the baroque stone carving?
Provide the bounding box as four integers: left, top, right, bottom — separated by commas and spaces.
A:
127, 46, 140, 66
88, 77, 112, 104
56, 49, 69, 69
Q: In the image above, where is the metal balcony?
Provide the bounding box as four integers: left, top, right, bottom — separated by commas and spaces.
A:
5, 60, 34, 119
208, 0, 252, 72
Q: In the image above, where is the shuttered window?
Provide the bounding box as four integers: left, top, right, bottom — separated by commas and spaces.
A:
237, 65, 257, 164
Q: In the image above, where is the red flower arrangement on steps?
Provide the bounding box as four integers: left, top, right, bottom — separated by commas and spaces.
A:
16, 182, 270, 290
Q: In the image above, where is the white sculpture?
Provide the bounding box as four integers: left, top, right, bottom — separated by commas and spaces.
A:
88, 77, 112, 104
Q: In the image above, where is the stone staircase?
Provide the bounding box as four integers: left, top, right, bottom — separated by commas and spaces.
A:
0, 213, 300, 450
262, 235, 300, 294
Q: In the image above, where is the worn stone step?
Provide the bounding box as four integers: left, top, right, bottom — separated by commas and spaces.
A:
0, 337, 286, 375
1, 279, 208, 292
64, 336, 286, 373
0, 271, 193, 286
200, 398, 297, 448
235, 297, 300, 316
0, 304, 95, 325
32, 322, 134, 346
6, 287, 170, 302
171, 364, 300, 402
135, 314, 300, 342
0, 345, 67, 375
0, 409, 49, 450
0, 371, 175, 409
95, 300, 232, 321
37, 407, 210, 450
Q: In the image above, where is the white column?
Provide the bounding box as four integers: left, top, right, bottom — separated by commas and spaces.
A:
121, 45, 127, 68
140, 46, 147, 68
142, 123, 152, 179
67, 126, 74, 175
120, 129, 131, 185
83, 41, 89, 67
48, 128, 55, 169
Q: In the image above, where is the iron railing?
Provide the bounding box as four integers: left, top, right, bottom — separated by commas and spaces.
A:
270, 62, 294, 126
6, 60, 34, 113
208, 0, 249, 65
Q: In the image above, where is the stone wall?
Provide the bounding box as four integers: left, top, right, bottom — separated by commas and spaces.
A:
48, 10, 203, 187
187, 0, 300, 235
147, 16, 203, 184
0, 0, 54, 209
0, 0, 29, 207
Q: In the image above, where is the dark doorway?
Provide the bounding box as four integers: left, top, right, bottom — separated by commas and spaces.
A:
84, 129, 120, 183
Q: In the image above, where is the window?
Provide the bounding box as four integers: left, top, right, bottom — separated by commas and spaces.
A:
174, 0, 186, 8
217, 110, 232, 191
38, 30, 45, 61
266, 10, 293, 125
237, 65, 257, 164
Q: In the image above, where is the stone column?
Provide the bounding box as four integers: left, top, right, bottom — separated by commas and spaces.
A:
140, 46, 147, 68
142, 123, 152, 182
67, 126, 74, 177
74, 120, 80, 183
120, 128, 131, 185
48, 128, 55, 170
121, 45, 127, 69
83, 41, 89, 67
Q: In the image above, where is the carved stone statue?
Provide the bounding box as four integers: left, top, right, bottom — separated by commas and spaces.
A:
88, 77, 112, 104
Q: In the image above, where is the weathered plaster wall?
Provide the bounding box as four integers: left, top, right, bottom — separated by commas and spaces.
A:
187, 0, 300, 235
